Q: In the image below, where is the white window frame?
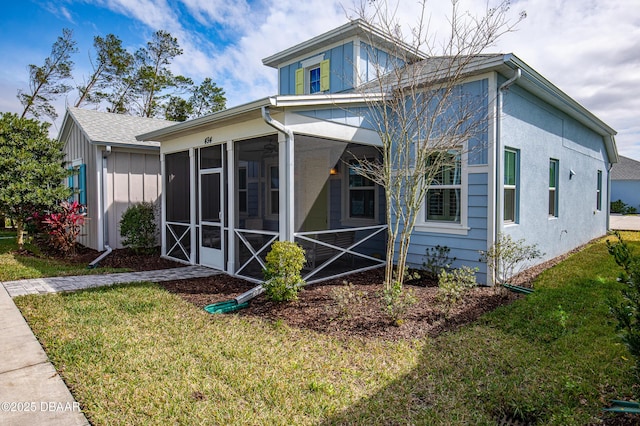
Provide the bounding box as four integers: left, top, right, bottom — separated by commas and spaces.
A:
416, 148, 469, 235
300, 54, 325, 95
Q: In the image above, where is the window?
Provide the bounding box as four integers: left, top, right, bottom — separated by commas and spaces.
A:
295, 58, 330, 94
238, 167, 247, 214
426, 150, 461, 223
309, 67, 321, 94
549, 159, 559, 217
504, 149, 518, 222
268, 165, 279, 216
68, 162, 86, 205
348, 161, 376, 219
596, 170, 603, 211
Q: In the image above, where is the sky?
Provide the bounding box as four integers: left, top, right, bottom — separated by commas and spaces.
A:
1, 0, 639, 159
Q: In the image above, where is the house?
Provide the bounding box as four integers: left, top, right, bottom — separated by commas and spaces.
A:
611, 155, 640, 211
137, 19, 617, 284
59, 107, 174, 251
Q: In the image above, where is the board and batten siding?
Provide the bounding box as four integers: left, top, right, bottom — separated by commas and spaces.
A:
105, 150, 161, 249
405, 172, 489, 284
62, 122, 100, 251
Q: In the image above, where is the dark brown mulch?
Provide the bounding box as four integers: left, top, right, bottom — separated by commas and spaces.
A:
161, 268, 521, 342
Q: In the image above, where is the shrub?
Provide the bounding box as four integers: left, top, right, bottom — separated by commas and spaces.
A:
380, 280, 416, 326
263, 241, 306, 302
120, 202, 158, 254
330, 281, 365, 319
610, 199, 638, 215
37, 200, 86, 255
437, 265, 478, 311
479, 234, 542, 286
606, 232, 640, 379
422, 245, 456, 280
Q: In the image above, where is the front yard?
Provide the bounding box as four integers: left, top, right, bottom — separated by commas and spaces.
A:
10, 232, 640, 425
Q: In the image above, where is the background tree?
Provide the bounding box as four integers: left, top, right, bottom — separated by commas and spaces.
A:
0, 113, 70, 249
189, 77, 226, 118
75, 34, 134, 108
135, 30, 190, 118
164, 95, 193, 122
352, 0, 525, 291
18, 28, 77, 120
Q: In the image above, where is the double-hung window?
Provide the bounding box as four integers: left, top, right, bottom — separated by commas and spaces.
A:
348, 160, 376, 220
426, 150, 462, 223
504, 149, 518, 222
549, 159, 559, 217
596, 170, 603, 211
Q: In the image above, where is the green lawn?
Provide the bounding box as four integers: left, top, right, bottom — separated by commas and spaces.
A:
14, 233, 639, 425
0, 237, 127, 281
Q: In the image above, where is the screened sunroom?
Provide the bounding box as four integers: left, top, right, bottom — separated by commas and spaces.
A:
157, 103, 386, 283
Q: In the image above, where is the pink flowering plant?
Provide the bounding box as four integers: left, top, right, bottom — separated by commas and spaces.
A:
38, 201, 86, 255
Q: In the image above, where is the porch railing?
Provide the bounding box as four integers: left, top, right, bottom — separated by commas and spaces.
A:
295, 224, 387, 283
234, 228, 279, 281
165, 221, 191, 262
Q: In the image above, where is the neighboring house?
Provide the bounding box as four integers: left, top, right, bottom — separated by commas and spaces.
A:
137, 19, 617, 284
59, 107, 174, 251
611, 155, 640, 211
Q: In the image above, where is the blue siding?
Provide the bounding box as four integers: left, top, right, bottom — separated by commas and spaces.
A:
405, 172, 489, 284
279, 42, 354, 95
612, 180, 640, 210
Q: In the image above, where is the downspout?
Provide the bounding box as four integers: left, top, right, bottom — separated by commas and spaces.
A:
88, 145, 113, 268
606, 160, 614, 231
493, 68, 521, 282
261, 105, 295, 242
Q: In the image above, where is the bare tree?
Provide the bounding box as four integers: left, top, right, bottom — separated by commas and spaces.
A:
351, 0, 525, 291
18, 28, 77, 120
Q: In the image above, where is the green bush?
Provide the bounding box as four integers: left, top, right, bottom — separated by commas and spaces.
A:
606, 232, 640, 380
437, 265, 478, 311
611, 199, 638, 215
422, 245, 456, 280
479, 234, 542, 286
263, 241, 306, 302
380, 280, 416, 326
119, 202, 158, 254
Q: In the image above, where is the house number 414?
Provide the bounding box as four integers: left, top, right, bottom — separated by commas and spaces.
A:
204, 136, 213, 144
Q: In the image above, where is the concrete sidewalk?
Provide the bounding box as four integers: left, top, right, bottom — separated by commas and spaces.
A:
0, 265, 220, 425
0, 284, 89, 425
610, 214, 640, 231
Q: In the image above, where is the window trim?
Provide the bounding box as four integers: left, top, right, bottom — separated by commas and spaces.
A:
342, 159, 377, 224
265, 161, 279, 220
416, 148, 469, 235
549, 158, 559, 218
503, 148, 519, 223
596, 169, 603, 211
295, 55, 330, 94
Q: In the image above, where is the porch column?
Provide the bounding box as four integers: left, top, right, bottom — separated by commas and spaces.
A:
278, 132, 295, 242
226, 141, 235, 274
189, 147, 196, 264
160, 153, 166, 257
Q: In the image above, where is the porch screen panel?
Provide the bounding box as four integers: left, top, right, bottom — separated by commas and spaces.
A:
165, 151, 190, 222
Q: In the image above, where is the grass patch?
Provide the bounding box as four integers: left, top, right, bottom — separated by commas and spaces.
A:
14, 233, 639, 425
0, 238, 126, 281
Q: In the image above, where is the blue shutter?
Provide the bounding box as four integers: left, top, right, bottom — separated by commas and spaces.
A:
79, 164, 87, 205
67, 168, 74, 202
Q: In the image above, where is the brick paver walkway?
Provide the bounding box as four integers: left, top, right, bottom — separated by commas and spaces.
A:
2, 266, 220, 298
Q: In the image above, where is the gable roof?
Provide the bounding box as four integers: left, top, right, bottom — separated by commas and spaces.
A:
262, 18, 425, 68
611, 155, 640, 180
59, 107, 174, 149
